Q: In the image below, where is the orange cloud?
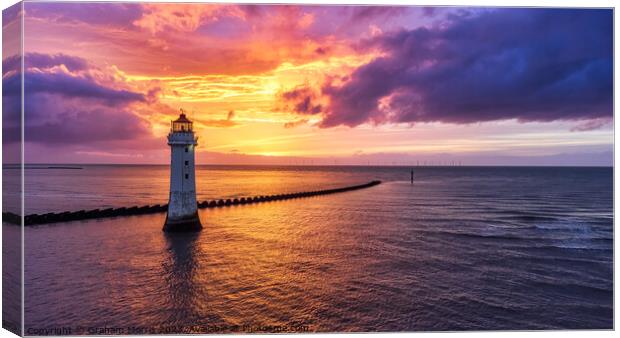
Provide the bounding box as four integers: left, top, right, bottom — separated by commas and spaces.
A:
134, 3, 244, 34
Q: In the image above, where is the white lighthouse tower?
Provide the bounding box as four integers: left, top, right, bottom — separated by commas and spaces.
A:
163, 110, 202, 232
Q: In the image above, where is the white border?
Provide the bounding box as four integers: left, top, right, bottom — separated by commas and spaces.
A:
0, 1, 616, 338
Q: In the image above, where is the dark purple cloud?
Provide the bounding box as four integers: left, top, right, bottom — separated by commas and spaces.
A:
349, 6, 408, 22
2, 75, 21, 126
4, 52, 144, 106
23, 105, 151, 145
2, 86, 149, 145
287, 8, 613, 128
2, 52, 149, 145
24, 72, 144, 105
421, 7, 437, 17
2, 54, 20, 74
3, 72, 144, 108
27, 53, 88, 71
3, 53, 88, 75
2, 57, 22, 150
3, 85, 150, 145
25, 3, 143, 29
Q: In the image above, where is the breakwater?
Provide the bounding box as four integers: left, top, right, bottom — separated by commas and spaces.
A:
3, 180, 381, 226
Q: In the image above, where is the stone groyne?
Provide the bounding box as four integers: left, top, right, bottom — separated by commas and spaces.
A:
3, 180, 381, 226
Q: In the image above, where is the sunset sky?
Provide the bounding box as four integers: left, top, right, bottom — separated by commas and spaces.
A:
2, 3, 613, 165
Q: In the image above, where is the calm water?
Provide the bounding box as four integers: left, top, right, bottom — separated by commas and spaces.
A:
9, 166, 615, 332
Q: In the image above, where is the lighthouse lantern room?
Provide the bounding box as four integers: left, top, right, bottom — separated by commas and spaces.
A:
163, 110, 202, 232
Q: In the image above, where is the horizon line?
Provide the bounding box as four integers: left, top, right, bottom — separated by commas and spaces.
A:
4, 163, 614, 168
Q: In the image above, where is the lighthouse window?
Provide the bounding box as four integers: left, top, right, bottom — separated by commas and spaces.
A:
185, 147, 188, 153
185, 160, 189, 165
185, 174, 189, 179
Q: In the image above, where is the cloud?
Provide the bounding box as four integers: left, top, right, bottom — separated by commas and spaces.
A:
1, 90, 153, 145
2, 69, 21, 148
314, 47, 328, 55
284, 119, 309, 129
349, 6, 408, 22
2, 2, 21, 29
2, 52, 154, 147
570, 118, 612, 132
23, 3, 370, 77
3, 53, 89, 75
25, 72, 144, 105
27, 53, 89, 71
25, 105, 152, 145
2, 55, 20, 74
299, 9, 612, 128
134, 3, 244, 34
279, 85, 323, 115
201, 110, 238, 128
26, 2, 143, 28
4, 53, 145, 107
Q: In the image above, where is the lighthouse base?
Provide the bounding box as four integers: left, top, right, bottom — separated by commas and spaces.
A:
163, 212, 202, 232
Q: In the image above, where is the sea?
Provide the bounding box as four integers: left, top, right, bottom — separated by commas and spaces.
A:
2, 165, 614, 332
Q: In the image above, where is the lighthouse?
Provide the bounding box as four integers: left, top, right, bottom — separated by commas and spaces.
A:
163, 111, 202, 232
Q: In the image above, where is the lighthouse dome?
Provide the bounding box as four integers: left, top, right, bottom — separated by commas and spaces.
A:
171, 113, 193, 132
